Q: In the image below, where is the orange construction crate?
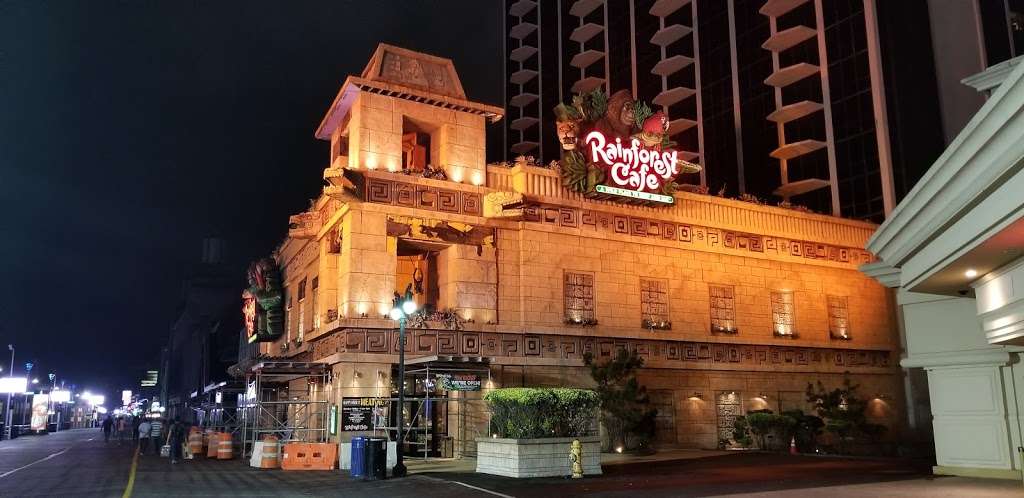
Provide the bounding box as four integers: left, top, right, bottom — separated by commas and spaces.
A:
280, 443, 336, 471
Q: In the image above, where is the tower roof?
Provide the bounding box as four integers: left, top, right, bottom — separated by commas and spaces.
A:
315, 43, 503, 140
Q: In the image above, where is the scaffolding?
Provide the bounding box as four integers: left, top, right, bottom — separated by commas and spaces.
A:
239, 361, 330, 458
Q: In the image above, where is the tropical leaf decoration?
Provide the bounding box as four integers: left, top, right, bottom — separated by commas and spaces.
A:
572, 88, 608, 122
560, 150, 588, 192
554, 102, 582, 122
633, 100, 653, 129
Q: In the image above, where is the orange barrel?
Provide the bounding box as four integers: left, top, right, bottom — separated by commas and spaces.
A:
207, 432, 220, 458
203, 429, 215, 450
260, 435, 279, 469
188, 431, 204, 457
217, 432, 233, 460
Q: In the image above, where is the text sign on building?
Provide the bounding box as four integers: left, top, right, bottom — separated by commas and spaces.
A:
341, 397, 387, 432
555, 88, 701, 206
437, 373, 481, 391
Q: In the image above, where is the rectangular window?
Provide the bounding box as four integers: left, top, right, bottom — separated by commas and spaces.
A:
312, 277, 320, 333
709, 284, 737, 333
828, 295, 851, 340
563, 272, 596, 325
297, 278, 307, 342
640, 278, 670, 329
771, 290, 796, 338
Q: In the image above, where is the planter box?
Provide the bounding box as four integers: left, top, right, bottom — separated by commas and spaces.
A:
475, 436, 602, 478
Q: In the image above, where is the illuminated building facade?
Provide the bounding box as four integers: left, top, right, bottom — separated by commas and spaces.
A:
247, 44, 903, 455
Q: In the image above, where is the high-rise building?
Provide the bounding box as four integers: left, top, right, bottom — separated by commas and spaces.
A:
502, 0, 1020, 222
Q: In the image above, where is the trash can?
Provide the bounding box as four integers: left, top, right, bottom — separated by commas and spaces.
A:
349, 437, 366, 478
364, 437, 387, 480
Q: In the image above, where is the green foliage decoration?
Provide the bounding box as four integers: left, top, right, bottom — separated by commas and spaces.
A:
806, 376, 888, 453
632, 100, 653, 128
484, 388, 599, 439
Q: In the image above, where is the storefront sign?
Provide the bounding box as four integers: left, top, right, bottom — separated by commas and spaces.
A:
0, 377, 27, 394
341, 397, 387, 432
555, 88, 700, 206
437, 373, 481, 391
31, 394, 49, 431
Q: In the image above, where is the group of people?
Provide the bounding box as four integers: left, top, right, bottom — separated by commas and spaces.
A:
101, 414, 188, 463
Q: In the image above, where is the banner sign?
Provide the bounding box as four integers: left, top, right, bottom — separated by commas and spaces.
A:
31, 394, 49, 431
554, 88, 700, 206
341, 397, 387, 432
437, 373, 481, 391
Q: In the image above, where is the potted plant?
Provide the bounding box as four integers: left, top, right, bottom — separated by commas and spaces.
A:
476, 388, 601, 478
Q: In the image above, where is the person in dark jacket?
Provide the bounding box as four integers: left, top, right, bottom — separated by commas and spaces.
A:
101, 415, 113, 443
168, 417, 186, 464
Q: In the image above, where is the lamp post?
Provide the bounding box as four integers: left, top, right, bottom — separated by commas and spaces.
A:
3, 345, 13, 440
389, 286, 417, 478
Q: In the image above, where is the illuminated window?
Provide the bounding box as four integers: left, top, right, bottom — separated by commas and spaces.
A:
563, 272, 596, 325
640, 278, 670, 329
771, 290, 796, 337
297, 278, 307, 342
312, 277, 320, 334
828, 295, 850, 340
709, 284, 737, 333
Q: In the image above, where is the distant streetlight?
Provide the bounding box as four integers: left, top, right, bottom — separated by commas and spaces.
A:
31, 378, 39, 384
389, 285, 417, 478
3, 345, 13, 440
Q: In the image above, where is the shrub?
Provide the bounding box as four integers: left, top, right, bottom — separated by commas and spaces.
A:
745, 412, 796, 451
782, 409, 824, 452
584, 349, 658, 451
484, 387, 599, 439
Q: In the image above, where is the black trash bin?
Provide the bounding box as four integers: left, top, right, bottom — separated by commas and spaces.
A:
363, 437, 387, 480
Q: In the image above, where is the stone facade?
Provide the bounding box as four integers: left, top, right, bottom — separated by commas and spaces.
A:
476, 436, 602, 478
254, 44, 904, 454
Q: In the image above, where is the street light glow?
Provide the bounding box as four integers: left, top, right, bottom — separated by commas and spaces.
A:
402, 299, 417, 315
389, 307, 403, 320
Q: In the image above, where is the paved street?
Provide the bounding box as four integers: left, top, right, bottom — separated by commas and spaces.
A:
1, 429, 1022, 497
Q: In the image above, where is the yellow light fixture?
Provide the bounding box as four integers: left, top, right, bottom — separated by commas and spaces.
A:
965, 269, 978, 278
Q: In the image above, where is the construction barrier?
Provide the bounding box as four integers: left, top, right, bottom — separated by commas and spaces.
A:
216, 432, 233, 460
260, 436, 280, 469
188, 431, 204, 457
207, 432, 219, 458
281, 443, 337, 471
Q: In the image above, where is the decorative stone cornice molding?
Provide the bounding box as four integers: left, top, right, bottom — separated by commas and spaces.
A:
900, 350, 1013, 369
962, 55, 1024, 94
866, 58, 1024, 272
860, 261, 901, 288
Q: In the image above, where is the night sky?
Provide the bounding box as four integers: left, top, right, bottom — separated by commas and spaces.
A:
0, 1, 503, 401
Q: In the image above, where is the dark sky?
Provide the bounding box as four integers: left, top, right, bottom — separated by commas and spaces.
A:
0, 1, 503, 401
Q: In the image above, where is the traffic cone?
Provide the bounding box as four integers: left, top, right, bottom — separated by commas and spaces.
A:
789, 436, 798, 455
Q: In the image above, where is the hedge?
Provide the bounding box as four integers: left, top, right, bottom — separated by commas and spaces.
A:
484, 388, 599, 439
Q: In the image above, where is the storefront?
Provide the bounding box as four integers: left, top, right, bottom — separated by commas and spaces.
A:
242, 44, 904, 457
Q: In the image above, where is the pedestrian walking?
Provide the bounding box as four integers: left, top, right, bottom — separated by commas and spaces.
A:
132, 416, 141, 442
101, 415, 113, 443
137, 418, 152, 455
168, 417, 186, 464
150, 417, 164, 456
117, 417, 127, 445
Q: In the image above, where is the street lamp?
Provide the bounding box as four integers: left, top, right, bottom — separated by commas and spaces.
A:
390, 285, 417, 478
3, 345, 13, 440
31, 378, 39, 385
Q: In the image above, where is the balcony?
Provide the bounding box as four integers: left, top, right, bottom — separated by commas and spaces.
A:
649, 0, 691, 17
570, 23, 604, 43
770, 139, 826, 160
508, 0, 536, 17
650, 24, 692, 47
766, 100, 823, 123
764, 63, 819, 88
762, 25, 816, 52
510, 46, 537, 62
570, 50, 605, 69
652, 55, 694, 77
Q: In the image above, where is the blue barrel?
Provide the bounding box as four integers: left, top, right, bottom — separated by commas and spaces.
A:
350, 437, 366, 478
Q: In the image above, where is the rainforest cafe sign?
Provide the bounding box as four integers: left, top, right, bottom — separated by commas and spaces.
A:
584, 131, 679, 203
554, 88, 700, 205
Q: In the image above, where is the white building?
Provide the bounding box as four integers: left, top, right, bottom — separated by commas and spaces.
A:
862, 56, 1024, 481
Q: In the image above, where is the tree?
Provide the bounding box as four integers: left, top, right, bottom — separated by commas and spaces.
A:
806, 376, 886, 453
584, 349, 658, 451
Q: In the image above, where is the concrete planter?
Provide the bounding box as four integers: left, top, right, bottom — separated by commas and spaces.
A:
475, 436, 602, 478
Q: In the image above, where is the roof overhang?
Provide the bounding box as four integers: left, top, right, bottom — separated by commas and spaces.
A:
864, 58, 1024, 295
314, 76, 504, 141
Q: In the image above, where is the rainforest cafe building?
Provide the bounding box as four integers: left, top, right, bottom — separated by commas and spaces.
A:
239, 45, 903, 456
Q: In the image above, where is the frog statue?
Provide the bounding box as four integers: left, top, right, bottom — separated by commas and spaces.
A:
242, 257, 283, 342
